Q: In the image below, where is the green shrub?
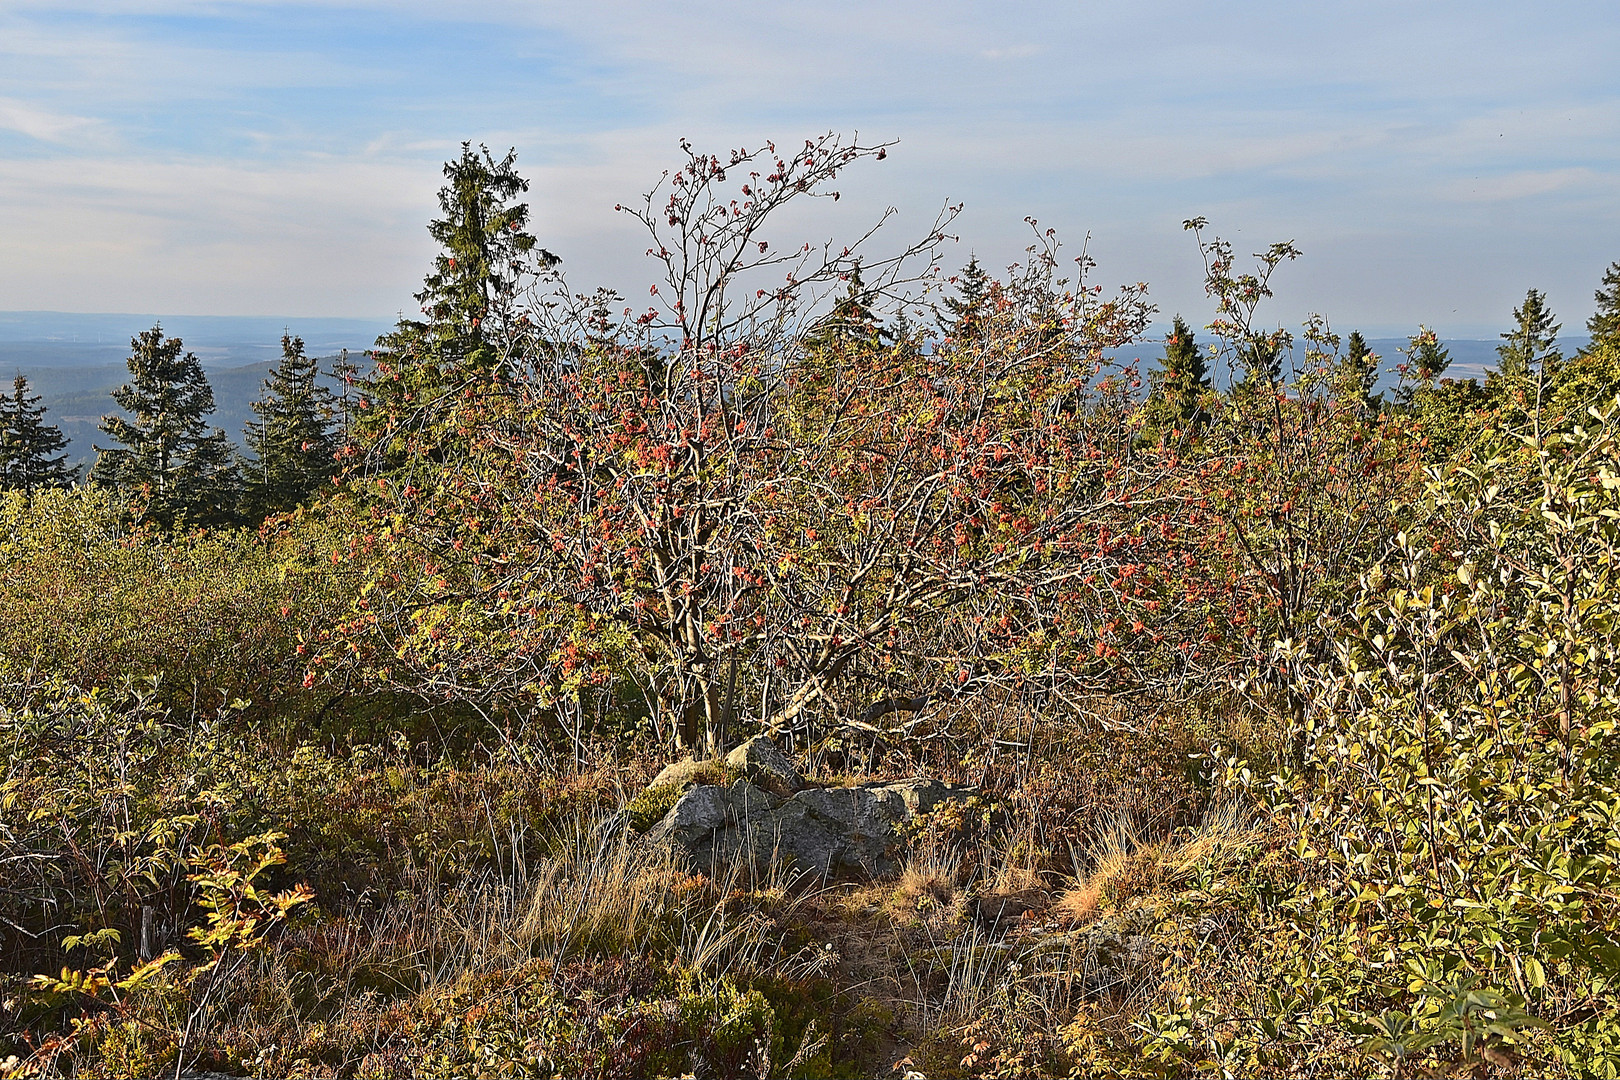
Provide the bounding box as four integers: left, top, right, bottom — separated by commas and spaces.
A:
1143, 403, 1620, 1076
0, 488, 347, 726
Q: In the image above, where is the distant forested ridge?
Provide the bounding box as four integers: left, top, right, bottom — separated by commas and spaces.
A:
0, 313, 388, 468
0, 315, 1582, 470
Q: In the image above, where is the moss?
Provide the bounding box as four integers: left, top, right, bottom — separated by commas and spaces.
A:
624, 760, 736, 832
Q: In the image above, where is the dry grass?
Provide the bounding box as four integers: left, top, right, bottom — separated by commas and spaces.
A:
889, 851, 968, 935
177, 812, 812, 1076
1056, 798, 1257, 927
1054, 875, 1107, 925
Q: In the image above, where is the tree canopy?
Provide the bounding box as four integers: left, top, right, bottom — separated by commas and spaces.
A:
0, 374, 75, 493
91, 325, 238, 528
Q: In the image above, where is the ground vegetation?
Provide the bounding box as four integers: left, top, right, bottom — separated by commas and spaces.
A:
5, 135, 1620, 1078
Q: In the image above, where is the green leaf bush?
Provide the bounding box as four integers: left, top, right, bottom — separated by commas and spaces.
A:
1145, 403, 1620, 1075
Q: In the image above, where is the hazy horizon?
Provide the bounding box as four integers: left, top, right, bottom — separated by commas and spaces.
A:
2, 306, 1587, 470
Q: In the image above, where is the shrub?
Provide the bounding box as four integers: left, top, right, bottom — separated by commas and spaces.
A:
0, 488, 346, 726
1144, 403, 1620, 1075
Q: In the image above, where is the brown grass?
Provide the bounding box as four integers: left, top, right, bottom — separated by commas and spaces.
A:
889, 852, 968, 935
1056, 799, 1257, 927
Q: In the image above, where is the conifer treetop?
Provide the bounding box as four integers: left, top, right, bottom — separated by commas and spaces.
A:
1, 374, 75, 493
92, 324, 238, 528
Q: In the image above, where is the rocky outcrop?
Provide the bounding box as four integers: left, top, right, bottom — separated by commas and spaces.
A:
647, 757, 734, 792
723, 734, 805, 796
640, 743, 976, 879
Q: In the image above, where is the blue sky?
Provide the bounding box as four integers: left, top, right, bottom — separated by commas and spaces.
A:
1, 0, 1618, 338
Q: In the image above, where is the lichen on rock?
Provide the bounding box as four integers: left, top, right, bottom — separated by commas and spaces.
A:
635, 739, 976, 880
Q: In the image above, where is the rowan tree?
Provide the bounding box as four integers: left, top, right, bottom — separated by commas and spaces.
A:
1152, 224, 1422, 750
0, 374, 75, 493
92, 326, 238, 529
756, 239, 1161, 749
321, 135, 1187, 757
321, 135, 957, 752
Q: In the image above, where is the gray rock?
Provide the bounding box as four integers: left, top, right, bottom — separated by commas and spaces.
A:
643, 774, 976, 880
645, 781, 749, 842
723, 735, 806, 795
648, 756, 729, 792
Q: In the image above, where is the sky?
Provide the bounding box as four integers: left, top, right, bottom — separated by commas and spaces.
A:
1, 0, 1618, 339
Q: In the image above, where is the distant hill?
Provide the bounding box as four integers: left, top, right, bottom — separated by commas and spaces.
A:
0, 311, 393, 472
1, 312, 1597, 474
9, 358, 359, 474
0, 310, 393, 360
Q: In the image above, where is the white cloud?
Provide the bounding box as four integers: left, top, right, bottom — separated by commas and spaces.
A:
980, 45, 1044, 61
0, 96, 102, 144
0, 153, 442, 316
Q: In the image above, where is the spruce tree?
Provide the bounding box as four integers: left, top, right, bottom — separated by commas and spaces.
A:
1395, 326, 1451, 407
1344, 330, 1380, 404
92, 325, 239, 528
940, 256, 991, 343
242, 334, 340, 518
804, 263, 889, 354
1139, 315, 1211, 444
365, 144, 554, 467
1585, 261, 1620, 348
1496, 288, 1562, 380
1161, 315, 1209, 419
373, 144, 553, 386
0, 374, 75, 492
1407, 327, 1451, 383
1550, 264, 1620, 418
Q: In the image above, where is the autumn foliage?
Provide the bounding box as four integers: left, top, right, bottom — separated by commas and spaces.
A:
12, 134, 1620, 1078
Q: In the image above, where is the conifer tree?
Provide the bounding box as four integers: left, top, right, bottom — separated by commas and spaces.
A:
940, 255, 991, 343
1495, 288, 1562, 380
92, 325, 239, 528
1548, 265, 1620, 420
1406, 327, 1451, 383
373, 144, 553, 386
1585, 261, 1620, 348
1344, 330, 1380, 405
1394, 326, 1451, 407
803, 263, 889, 354
0, 374, 75, 492
363, 144, 555, 468
1140, 315, 1211, 444
242, 333, 340, 517
1162, 315, 1209, 419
